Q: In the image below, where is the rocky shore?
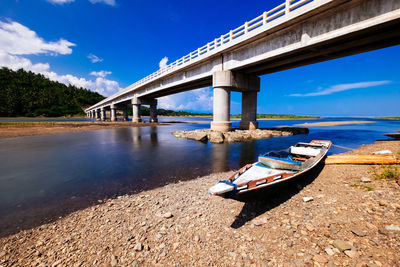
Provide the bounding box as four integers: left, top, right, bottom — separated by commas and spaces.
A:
1, 140, 399, 266
172, 127, 309, 143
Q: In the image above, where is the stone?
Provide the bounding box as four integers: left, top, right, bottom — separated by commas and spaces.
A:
350, 227, 367, 237
186, 132, 208, 142
156, 233, 163, 239
325, 247, 335, 256
252, 216, 269, 226
172, 242, 180, 250
208, 131, 224, 144
163, 212, 173, 218
303, 197, 314, 202
360, 177, 372, 183
332, 240, 352, 252
305, 223, 315, 232
344, 250, 358, 258
385, 224, 400, 231
134, 242, 143, 251
111, 259, 118, 266
378, 200, 388, 207
313, 254, 328, 263
194, 235, 200, 242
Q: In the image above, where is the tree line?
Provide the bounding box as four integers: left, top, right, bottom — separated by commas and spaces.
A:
0, 67, 105, 117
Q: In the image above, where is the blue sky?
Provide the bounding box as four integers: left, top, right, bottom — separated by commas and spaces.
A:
0, 0, 399, 116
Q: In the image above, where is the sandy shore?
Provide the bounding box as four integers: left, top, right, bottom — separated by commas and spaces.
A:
0, 122, 166, 139
0, 140, 399, 266
295, 121, 375, 127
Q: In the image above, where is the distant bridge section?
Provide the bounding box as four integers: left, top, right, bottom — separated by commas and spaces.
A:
86, 0, 400, 131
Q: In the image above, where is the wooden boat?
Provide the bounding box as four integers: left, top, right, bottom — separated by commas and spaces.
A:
209, 140, 331, 198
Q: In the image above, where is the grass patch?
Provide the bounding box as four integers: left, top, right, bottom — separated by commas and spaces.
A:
373, 165, 400, 180
351, 183, 374, 191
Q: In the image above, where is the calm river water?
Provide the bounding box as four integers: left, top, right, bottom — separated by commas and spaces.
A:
0, 117, 398, 236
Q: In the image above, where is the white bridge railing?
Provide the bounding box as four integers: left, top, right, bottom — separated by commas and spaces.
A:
90, 0, 314, 109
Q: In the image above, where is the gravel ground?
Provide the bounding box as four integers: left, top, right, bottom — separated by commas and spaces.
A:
0, 140, 399, 267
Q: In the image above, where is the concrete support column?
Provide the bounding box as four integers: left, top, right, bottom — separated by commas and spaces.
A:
211, 71, 233, 132
100, 108, 106, 121
110, 104, 117, 122
96, 109, 101, 120
123, 105, 129, 121
150, 100, 158, 123
239, 91, 258, 130
211, 87, 232, 132
131, 97, 142, 123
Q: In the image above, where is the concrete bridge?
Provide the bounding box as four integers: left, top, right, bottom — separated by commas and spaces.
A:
86, 0, 400, 131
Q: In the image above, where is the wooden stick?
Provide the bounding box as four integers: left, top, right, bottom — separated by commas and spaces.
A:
325, 154, 400, 165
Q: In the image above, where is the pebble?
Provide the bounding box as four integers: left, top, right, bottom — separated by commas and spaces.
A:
332, 240, 352, 252
325, 247, 335, 256
360, 177, 372, 183
163, 212, 173, 219
385, 224, 400, 231
156, 233, 163, 239
305, 223, 315, 232
313, 254, 328, 263
303, 196, 314, 202
350, 227, 367, 237
134, 243, 143, 251
111, 258, 118, 266
344, 250, 358, 258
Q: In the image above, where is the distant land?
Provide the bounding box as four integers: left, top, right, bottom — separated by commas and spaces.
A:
373, 116, 400, 120
0, 67, 321, 120
0, 67, 104, 117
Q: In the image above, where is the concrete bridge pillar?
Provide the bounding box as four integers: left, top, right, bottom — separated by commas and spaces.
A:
96, 109, 101, 120
110, 104, 117, 122
131, 97, 142, 123
150, 100, 158, 123
211, 71, 232, 132
100, 108, 106, 121
123, 105, 129, 121
239, 91, 258, 130
211, 71, 260, 131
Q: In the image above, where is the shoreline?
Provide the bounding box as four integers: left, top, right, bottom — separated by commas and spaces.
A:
0, 121, 167, 139
1, 140, 399, 266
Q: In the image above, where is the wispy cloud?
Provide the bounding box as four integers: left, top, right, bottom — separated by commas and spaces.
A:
290, 81, 391, 97
47, 0, 75, 4
87, 53, 103, 63
159, 56, 168, 69
89, 0, 116, 6
90, 70, 111, 78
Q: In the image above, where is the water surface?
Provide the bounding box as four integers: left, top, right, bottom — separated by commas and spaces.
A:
0, 117, 398, 236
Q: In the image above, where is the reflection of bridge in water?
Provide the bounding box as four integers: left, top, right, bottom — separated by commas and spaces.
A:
86, 0, 400, 132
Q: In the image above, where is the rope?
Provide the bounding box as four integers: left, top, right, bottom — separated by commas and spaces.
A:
218, 180, 238, 197
331, 143, 354, 151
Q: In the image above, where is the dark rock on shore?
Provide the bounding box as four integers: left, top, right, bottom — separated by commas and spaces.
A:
172, 127, 309, 144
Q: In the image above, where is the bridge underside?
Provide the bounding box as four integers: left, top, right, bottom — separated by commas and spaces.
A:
87, 0, 400, 132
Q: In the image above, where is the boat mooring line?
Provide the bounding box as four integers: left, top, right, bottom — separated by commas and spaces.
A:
331, 143, 354, 151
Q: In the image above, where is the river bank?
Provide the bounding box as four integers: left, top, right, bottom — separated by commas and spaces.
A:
0, 122, 166, 139
0, 140, 399, 266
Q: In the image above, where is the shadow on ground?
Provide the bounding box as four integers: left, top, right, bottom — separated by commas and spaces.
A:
230, 161, 325, 229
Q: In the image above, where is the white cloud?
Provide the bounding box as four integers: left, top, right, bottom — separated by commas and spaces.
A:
158, 87, 213, 112
0, 20, 75, 55
89, 0, 116, 6
159, 56, 168, 69
47, 0, 75, 4
289, 81, 391, 97
90, 70, 112, 78
87, 53, 103, 63
0, 19, 121, 96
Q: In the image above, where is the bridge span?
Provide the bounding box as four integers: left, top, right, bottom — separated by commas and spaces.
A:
86, 0, 400, 131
